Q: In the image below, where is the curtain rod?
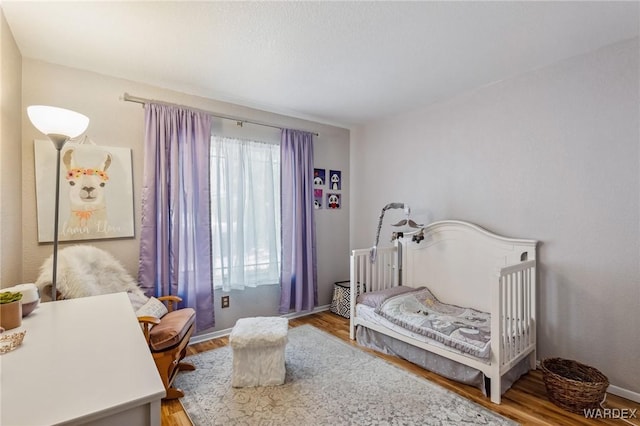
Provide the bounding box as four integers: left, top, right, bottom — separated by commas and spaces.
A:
121, 92, 319, 137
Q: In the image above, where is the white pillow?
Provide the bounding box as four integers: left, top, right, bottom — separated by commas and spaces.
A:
136, 297, 168, 319
128, 292, 149, 311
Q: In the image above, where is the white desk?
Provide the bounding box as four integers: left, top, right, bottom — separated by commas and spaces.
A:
0, 293, 165, 425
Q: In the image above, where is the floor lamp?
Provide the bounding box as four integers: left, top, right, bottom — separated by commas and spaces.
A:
27, 106, 90, 301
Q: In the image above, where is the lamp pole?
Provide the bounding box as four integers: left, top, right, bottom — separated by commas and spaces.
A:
49, 135, 69, 302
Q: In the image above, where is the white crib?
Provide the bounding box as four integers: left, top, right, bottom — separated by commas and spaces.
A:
350, 220, 538, 404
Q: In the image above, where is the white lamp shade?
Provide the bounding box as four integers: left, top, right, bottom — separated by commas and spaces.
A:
27, 105, 89, 139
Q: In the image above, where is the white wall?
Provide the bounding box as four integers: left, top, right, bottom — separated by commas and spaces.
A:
350, 39, 639, 394
21, 59, 350, 332
0, 8, 23, 288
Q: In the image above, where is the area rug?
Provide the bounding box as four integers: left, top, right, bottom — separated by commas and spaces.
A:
174, 325, 517, 425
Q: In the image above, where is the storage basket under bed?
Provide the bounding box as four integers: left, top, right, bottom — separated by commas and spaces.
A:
540, 358, 609, 414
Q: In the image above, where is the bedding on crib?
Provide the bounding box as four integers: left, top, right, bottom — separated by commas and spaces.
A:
354, 316, 531, 395
354, 283, 533, 398
355, 303, 480, 361
371, 287, 492, 359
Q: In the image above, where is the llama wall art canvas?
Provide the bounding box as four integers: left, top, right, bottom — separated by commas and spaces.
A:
34, 140, 134, 242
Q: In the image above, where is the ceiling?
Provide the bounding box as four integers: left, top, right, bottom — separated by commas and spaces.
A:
3, 1, 638, 128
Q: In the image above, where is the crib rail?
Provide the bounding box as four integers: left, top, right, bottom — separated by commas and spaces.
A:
494, 259, 537, 371
350, 246, 398, 338
350, 246, 398, 295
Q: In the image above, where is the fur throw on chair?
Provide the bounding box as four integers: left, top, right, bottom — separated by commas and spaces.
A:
35, 245, 149, 309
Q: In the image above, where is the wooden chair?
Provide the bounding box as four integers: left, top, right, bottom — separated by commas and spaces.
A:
137, 295, 196, 400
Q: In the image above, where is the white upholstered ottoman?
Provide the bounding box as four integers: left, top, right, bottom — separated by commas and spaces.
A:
229, 317, 289, 387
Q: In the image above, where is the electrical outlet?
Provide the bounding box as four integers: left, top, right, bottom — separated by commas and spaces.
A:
221, 295, 230, 308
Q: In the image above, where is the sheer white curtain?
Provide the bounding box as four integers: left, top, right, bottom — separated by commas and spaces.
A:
210, 135, 280, 291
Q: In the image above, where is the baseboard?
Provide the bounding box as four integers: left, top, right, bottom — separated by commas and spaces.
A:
189, 327, 233, 344
283, 304, 330, 319
188, 304, 331, 345
535, 360, 639, 403
607, 385, 640, 403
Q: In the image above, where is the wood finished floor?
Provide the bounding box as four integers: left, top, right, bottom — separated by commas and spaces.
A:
162, 311, 639, 426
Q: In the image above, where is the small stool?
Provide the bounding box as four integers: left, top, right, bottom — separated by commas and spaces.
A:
229, 317, 288, 387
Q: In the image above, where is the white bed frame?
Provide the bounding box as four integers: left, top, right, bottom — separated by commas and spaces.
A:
350, 220, 538, 404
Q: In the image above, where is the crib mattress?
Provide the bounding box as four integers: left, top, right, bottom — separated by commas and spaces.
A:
375, 287, 491, 359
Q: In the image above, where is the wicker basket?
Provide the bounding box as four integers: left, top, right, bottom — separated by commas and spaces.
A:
540, 358, 609, 414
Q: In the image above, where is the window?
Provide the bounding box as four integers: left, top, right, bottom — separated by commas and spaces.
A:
210, 135, 280, 290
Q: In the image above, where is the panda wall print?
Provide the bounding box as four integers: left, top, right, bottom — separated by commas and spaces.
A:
314, 189, 323, 209
327, 193, 341, 209
313, 168, 326, 186
329, 170, 341, 190
34, 140, 135, 242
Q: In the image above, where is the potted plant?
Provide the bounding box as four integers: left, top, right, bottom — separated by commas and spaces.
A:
0, 291, 23, 330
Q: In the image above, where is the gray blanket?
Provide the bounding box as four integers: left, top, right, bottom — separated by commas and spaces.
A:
375, 287, 491, 359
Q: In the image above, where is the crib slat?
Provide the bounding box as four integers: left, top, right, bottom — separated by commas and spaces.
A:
383, 251, 388, 287
524, 271, 528, 350
509, 273, 514, 361
528, 269, 532, 345
524, 268, 529, 346
389, 250, 392, 288
512, 272, 518, 355
515, 271, 521, 356
506, 275, 510, 364
372, 254, 377, 291
528, 268, 534, 346
502, 275, 506, 363
503, 275, 508, 365
504, 274, 510, 362
529, 271, 533, 345
359, 255, 365, 294
498, 276, 504, 364
501, 276, 507, 364
519, 270, 525, 353
378, 252, 382, 289
524, 270, 529, 348
514, 271, 523, 354
510, 272, 516, 360
520, 270, 525, 352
